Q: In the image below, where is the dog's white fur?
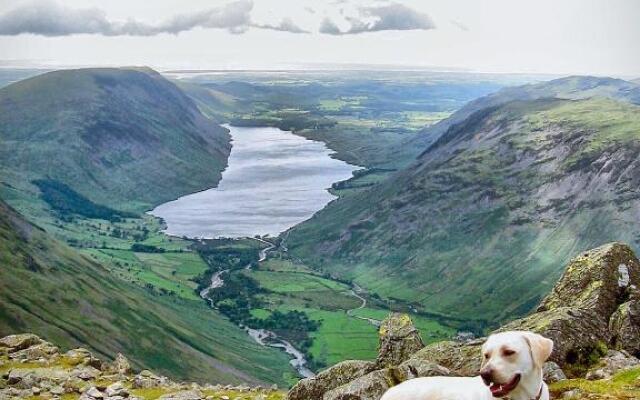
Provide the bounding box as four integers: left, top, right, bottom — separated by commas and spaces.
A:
380, 331, 553, 400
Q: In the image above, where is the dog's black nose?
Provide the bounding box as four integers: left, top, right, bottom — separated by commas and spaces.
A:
480, 368, 493, 385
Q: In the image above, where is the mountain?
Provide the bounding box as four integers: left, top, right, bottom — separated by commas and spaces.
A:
0, 67, 230, 213
410, 76, 640, 150
286, 77, 640, 322
0, 199, 292, 385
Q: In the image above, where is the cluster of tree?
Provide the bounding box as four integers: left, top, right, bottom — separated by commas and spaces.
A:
192, 241, 260, 271
131, 243, 165, 253
229, 112, 336, 133
33, 179, 135, 221
198, 268, 320, 357
256, 310, 319, 350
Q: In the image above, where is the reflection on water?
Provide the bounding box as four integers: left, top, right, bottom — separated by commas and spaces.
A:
150, 125, 358, 238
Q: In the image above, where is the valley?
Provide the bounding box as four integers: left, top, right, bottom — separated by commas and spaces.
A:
2, 66, 640, 393
0, 67, 493, 385
0, 2, 638, 399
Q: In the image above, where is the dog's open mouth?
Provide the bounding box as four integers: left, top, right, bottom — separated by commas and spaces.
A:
484, 374, 521, 397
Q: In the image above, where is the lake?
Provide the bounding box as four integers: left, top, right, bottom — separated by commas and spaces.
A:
149, 125, 358, 238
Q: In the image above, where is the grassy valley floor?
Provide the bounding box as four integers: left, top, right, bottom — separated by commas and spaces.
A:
1, 178, 462, 383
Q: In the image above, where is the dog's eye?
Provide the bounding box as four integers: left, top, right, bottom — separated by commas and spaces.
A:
503, 349, 516, 356
483, 353, 490, 359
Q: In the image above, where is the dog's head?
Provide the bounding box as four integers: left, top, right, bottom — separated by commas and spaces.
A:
479, 331, 553, 398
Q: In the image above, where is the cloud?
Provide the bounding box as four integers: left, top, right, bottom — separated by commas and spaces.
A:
320, 2, 435, 35
0, 0, 254, 36
450, 20, 469, 32
0, 0, 435, 37
319, 17, 342, 35
253, 17, 309, 34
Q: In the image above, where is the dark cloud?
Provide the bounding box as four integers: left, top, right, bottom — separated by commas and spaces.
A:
253, 17, 309, 34
319, 17, 342, 35
0, 0, 254, 36
320, 2, 436, 35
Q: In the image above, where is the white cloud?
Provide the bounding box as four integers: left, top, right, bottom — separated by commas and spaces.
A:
0, 0, 435, 37
0, 0, 254, 36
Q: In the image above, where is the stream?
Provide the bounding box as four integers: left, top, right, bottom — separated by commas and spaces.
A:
246, 328, 315, 378
198, 238, 315, 378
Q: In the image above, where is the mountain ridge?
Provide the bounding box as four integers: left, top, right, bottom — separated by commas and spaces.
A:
410, 75, 640, 151
0, 67, 231, 213
286, 78, 640, 322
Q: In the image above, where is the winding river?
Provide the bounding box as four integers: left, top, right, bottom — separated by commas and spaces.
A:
151, 125, 358, 378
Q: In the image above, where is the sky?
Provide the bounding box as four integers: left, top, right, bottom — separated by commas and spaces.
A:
0, 0, 638, 76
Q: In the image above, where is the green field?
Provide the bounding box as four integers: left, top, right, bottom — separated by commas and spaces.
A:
242, 257, 457, 368
82, 248, 208, 300
0, 200, 294, 386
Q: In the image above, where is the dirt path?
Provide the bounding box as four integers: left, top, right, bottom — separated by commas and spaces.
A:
346, 284, 382, 327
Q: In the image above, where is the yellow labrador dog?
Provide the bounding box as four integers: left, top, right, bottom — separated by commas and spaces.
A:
381, 331, 553, 400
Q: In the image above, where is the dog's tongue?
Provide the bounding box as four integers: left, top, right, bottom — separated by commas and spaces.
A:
490, 383, 505, 396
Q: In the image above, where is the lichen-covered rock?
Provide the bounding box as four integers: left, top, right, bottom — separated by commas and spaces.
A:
0, 334, 41, 352
543, 361, 567, 383
609, 297, 640, 355
83, 386, 104, 399
370, 243, 640, 380
65, 348, 103, 369
8, 341, 58, 361
376, 313, 424, 368
72, 366, 102, 381
395, 358, 453, 381
536, 243, 639, 315
585, 350, 640, 380
7, 368, 71, 388
407, 339, 483, 377
133, 369, 173, 389
287, 360, 376, 400
323, 369, 393, 400
287, 314, 430, 400
504, 242, 640, 368
106, 353, 133, 376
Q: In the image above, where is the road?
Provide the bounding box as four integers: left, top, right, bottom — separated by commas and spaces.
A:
346, 284, 382, 327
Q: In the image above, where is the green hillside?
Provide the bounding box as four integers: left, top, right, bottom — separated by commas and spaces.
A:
0, 199, 293, 385
286, 79, 640, 324
411, 75, 640, 150
0, 67, 230, 213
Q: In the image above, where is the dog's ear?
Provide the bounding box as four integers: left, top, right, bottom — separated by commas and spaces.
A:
523, 332, 554, 368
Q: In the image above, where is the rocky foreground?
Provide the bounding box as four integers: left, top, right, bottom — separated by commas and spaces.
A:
288, 243, 640, 400
0, 334, 283, 400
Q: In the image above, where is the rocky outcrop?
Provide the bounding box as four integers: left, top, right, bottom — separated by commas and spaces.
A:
584, 350, 640, 380
411, 243, 640, 376
287, 243, 640, 400
375, 314, 424, 368
287, 314, 450, 400
0, 333, 283, 400
286, 360, 377, 400
0, 334, 42, 352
